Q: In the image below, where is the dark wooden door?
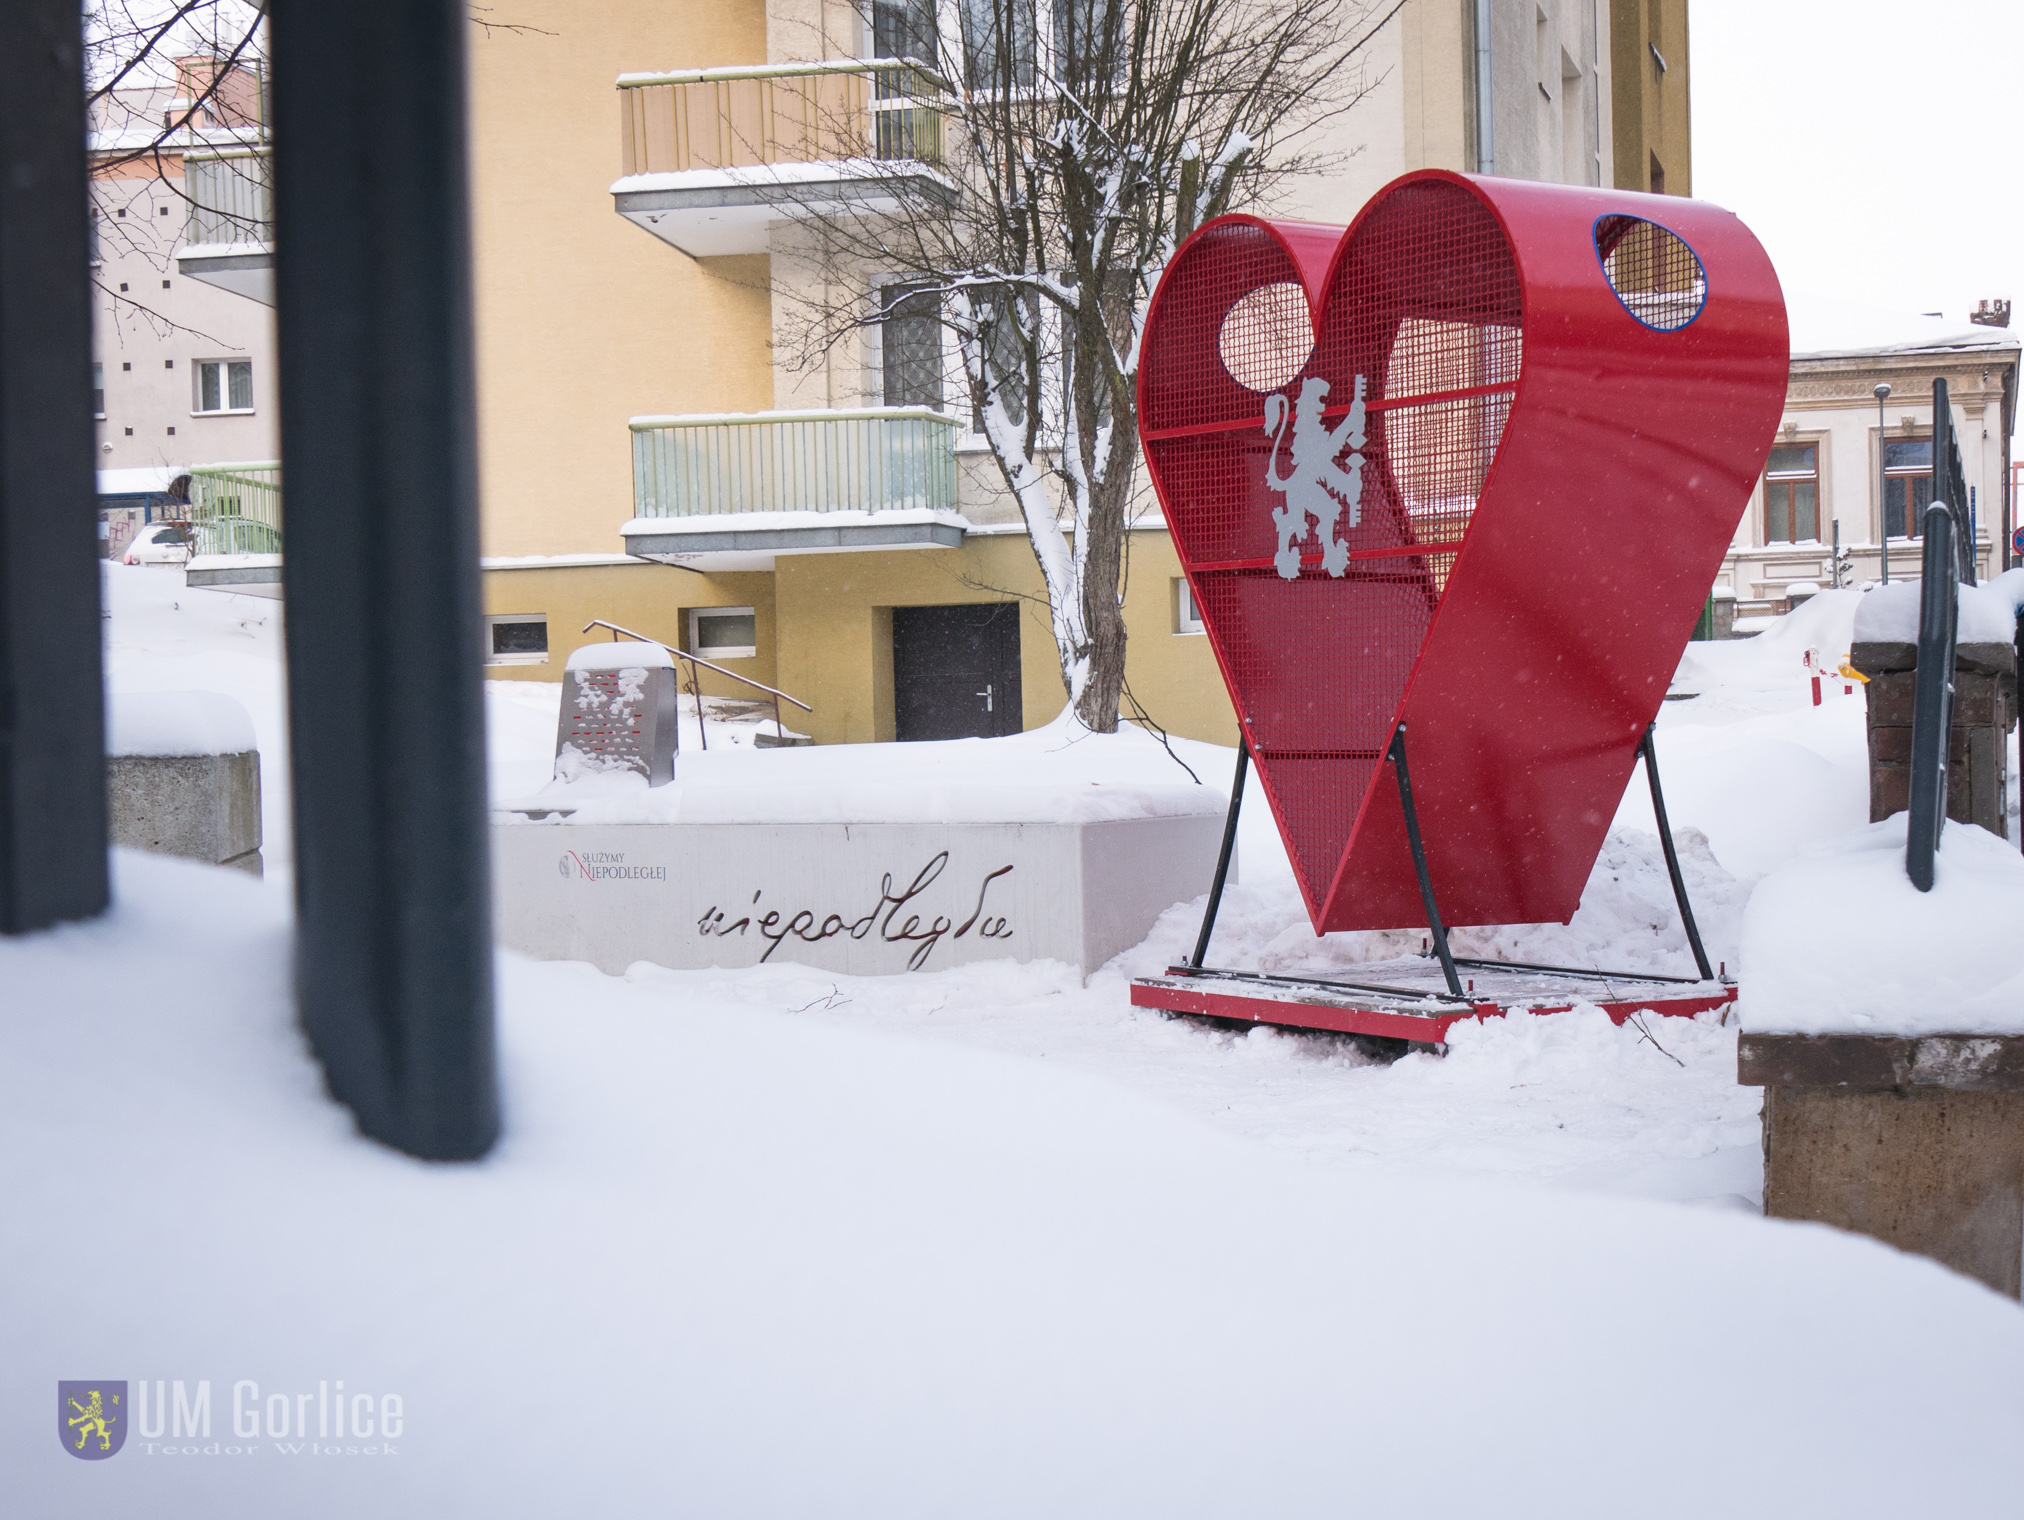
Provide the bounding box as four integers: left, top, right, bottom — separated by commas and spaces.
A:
893, 603, 1023, 741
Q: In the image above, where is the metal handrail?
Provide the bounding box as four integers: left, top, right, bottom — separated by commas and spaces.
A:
581, 618, 810, 751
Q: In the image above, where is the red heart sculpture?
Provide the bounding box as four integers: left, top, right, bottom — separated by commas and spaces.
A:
1140, 171, 1787, 932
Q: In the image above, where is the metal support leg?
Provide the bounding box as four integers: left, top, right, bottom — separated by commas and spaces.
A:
1640, 722, 1715, 980
272, 0, 498, 1159
0, 0, 109, 933
1186, 739, 1247, 969
1387, 727, 1464, 999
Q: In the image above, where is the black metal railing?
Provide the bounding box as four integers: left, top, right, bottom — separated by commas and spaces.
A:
1931, 377, 1974, 585
1905, 503, 1958, 891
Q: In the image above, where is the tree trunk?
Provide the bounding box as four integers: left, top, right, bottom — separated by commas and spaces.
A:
1071, 408, 1135, 732
1074, 524, 1128, 730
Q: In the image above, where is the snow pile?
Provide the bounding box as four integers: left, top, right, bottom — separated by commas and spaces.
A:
499, 711, 1227, 826
5, 850, 2023, 1515
1106, 825, 1742, 987
1744, 585, 1864, 657
101, 566, 289, 866
1741, 814, 2024, 1035
1851, 578, 2021, 645
105, 689, 257, 757
563, 640, 676, 671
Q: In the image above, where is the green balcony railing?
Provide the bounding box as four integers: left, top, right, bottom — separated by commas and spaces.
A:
630, 408, 959, 519
617, 59, 951, 178
184, 147, 272, 246
187, 460, 282, 556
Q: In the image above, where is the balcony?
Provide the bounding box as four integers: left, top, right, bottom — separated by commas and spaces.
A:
177, 147, 273, 305
612, 60, 955, 257
623, 408, 964, 566
183, 460, 283, 597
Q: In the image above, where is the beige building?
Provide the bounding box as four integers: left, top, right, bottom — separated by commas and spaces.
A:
90, 58, 276, 515
439, 0, 1693, 749
159, 3, 1697, 745
1720, 300, 2019, 615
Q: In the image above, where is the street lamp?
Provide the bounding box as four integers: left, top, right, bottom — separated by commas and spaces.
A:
1875, 382, 1892, 583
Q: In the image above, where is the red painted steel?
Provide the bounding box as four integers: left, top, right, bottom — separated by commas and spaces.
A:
1128, 977, 1736, 1044
1139, 172, 1787, 932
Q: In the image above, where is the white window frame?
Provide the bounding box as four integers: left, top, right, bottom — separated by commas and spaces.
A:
1175, 577, 1204, 635
484, 613, 550, 666
689, 605, 758, 661
193, 357, 256, 416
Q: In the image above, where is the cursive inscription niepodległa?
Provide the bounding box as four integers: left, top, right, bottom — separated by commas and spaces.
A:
696, 852, 1013, 970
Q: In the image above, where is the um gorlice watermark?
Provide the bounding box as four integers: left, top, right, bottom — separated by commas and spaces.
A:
57, 1380, 405, 1459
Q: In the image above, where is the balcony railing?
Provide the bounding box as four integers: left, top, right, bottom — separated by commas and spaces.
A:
631, 408, 959, 519
617, 59, 951, 177
187, 460, 282, 556
185, 147, 272, 245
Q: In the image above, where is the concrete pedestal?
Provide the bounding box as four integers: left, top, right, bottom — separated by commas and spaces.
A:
492, 813, 1227, 976
1742, 1033, 2024, 1297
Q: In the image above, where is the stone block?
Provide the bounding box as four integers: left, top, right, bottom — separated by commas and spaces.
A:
1854, 640, 2015, 834
1742, 1032, 2024, 1297
107, 751, 262, 875
1761, 1086, 2024, 1297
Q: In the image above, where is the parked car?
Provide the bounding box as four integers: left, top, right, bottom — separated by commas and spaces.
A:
122, 522, 193, 565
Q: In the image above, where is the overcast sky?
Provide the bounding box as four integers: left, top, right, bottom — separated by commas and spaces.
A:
1693, 0, 2020, 327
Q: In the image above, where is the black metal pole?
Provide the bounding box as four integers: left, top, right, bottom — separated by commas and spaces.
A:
1639, 723, 1715, 981
1876, 383, 1891, 584
1906, 504, 1957, 893
0, 0, 108, 934
1186, 738, 1247, 969
1387, 726, 1465, 1000
271, 0, 498, 1158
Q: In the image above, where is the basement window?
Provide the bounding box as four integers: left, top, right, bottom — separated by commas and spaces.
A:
485, 614, 549, 666
690, 606, 757, 661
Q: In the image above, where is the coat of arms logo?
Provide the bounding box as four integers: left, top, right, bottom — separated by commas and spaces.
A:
58, 1381, 127, 1459
1263, 373, 1369, 580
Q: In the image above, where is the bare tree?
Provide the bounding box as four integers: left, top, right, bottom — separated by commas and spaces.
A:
84, 1, 268, 342
782, 0, 1398, 731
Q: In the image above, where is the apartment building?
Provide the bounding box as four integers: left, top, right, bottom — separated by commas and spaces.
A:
435, 0, 1684, 747
90, 57, 275, 558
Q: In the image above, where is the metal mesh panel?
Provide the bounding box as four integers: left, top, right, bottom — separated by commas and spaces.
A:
1595, 215, 1705, 331
1143, 185, 1521, 920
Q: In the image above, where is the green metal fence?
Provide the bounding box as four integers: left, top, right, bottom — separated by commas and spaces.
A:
187, 460, 282, 555
630, 408, 960, 519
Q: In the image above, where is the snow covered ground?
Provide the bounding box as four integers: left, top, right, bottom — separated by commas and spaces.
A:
8, 565, 2018, 1514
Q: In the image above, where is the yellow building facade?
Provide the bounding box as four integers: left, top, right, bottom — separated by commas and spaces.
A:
459, 1, 1690, 750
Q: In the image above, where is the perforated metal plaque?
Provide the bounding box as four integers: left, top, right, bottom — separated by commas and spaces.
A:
555, 663, 679, 787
